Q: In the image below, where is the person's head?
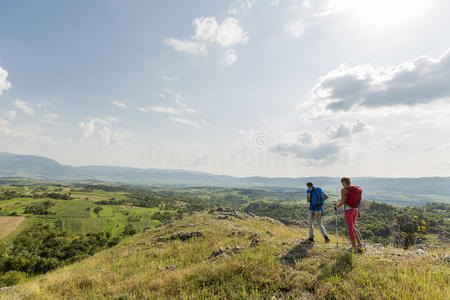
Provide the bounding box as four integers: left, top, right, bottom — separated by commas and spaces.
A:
306, 182, 314, 189
341, 177, 351, 188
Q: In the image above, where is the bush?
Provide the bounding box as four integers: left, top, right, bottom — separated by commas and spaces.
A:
123, 223, 137, 236
0, 271, 27, 287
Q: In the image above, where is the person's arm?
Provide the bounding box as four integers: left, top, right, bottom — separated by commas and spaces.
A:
306, 192, 311, 203
335, 188, 346, 209
324, 192, 330, 200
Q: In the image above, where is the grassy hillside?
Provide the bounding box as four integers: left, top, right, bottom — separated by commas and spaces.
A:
2, 210, 448, 300
0, 184, 175, 238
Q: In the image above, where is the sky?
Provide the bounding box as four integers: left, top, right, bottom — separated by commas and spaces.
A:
1, 0, 450, 178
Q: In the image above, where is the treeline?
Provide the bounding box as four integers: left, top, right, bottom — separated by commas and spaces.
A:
23, 200, 55, 215
243, 200, 450, 245
0, 189, 71, 201
0, 221, 121, 287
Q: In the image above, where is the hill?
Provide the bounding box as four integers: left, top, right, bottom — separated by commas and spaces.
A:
1, 209, 448, 299
1, 152, 450, 206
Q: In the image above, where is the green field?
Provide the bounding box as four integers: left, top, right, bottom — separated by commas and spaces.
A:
0, 184, 174, 239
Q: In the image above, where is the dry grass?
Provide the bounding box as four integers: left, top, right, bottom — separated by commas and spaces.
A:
1, 211, 448, 300
0, 216, 26, 239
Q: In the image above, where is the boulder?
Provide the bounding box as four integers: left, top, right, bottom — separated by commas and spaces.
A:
391, 214, 418, 249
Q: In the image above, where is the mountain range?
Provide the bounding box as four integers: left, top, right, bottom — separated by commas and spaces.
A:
1, 152, 449, 205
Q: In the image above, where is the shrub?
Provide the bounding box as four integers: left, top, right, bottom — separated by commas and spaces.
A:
0, 271, 27, 287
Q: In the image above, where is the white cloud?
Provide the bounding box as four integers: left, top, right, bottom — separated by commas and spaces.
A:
105, 116, 118, 123
79, 117, 129, 145
169, 117, 202, 128
313, 0, 349, 17
194, 17, 249, 48
285, 0, 347, 37
0, 117, 12, 134
137, 107, 149, 113
228, 0, 256, 14
98, 126, 130, 146
3, 110, 16, 120
164, 38, 207, 54
269, 120, 370, 164
162, 75, 178, 83
148, 106, 181, 115
13, 99, 35, 116
0, 117, 55, 144
0, 66, 12, 95
310, 47, 450, 114
36, 101, 50, 108
219, 49, 238, 66
269, 135, 341, 163
112, 100, 127, 109
79, 119, 97, 138
285, 21, 307, 37
142, 92, 197, 116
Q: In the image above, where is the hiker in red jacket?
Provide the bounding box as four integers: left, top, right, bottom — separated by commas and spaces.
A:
334, 177, 363, 252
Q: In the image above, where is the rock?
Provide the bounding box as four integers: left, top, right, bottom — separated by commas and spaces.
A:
266, 230, 274, 236
416, 249, 425, 255
250, 236, 260, 247
157, 266, 162, 271
156, 231, 203, 242
391, 214, 418, 249
217, 215, 229, 220
165, 265, 176, 270
230, 230, 245, 236
442, 254, 450, 264
142, 226, 152, 233
375, 243, 383, 249
249, 232, 260, 239
414, 236, 427, 245
208, 244, 244, 260
248, 212, 256, 217
209, 207, 243, 219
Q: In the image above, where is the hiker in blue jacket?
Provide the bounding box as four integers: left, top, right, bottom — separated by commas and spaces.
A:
306, 182, 330, 243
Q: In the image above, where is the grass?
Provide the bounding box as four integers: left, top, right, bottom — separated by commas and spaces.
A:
0, 216, 26, 239
2, 210, 448, 300
0, 186, 168, 237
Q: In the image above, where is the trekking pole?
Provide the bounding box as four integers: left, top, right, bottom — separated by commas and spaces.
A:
355, 221, 366, 251
334, 206, 338, 249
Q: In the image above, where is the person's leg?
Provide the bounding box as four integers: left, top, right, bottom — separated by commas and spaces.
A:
316, 210, 329, 239
344, 209, 357, 249
308, 210, 314, 240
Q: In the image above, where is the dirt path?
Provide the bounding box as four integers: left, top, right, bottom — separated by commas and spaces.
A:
0, 216, 26, 239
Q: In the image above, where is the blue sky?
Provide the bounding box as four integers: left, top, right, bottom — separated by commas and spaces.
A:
1, 0, 450, 177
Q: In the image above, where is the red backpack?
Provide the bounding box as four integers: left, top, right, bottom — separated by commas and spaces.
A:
346, 186, 362, 208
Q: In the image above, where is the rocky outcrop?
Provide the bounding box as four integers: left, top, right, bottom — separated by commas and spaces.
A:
391, 214, 417, 249
155, 231, 203, 242
208, 245, 244, 261
208, 207, 244, 219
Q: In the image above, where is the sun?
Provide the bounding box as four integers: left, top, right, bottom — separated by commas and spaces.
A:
350, 0, 426, 31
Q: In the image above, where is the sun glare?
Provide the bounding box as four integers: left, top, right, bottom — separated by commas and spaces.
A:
350, 0, 425, 31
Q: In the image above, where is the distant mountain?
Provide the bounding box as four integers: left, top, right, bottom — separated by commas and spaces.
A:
1, 152, 449, 205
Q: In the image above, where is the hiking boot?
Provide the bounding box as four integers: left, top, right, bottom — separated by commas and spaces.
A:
324, 236, 330, 243
307, 237, 314, 243
348, 246, 364, 253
